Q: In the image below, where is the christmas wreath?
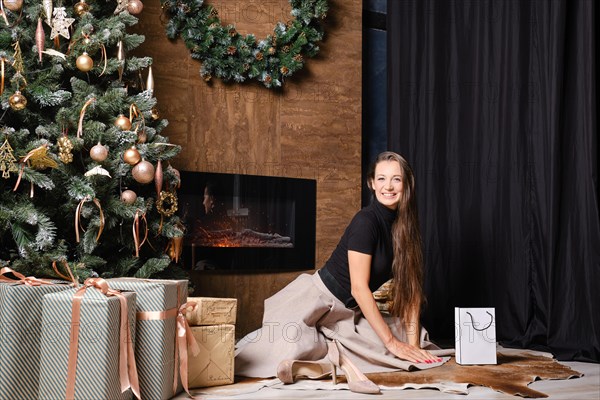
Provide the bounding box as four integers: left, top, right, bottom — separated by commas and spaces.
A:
160, 0, 329, 88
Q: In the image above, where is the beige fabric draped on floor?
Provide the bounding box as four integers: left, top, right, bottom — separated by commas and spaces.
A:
235, 272, 453, 378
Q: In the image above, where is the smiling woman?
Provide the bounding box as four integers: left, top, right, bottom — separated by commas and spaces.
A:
235, 151, 450, 394
160, 0, 329, 88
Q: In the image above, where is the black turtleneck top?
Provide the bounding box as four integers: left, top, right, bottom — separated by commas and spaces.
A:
320, 199, 396, 308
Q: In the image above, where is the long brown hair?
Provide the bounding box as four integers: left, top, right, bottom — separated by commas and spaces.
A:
367, 151, 424, 322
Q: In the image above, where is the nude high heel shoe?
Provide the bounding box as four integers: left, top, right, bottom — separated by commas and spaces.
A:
327, 340, 380, 394
277, 359, 334, 384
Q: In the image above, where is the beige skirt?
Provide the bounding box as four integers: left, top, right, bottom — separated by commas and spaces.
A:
235, 271, 452, 378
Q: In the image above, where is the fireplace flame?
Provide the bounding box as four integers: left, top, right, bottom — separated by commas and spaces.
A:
189, 225, 293, 248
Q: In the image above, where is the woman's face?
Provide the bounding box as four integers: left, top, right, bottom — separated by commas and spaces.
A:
203, 187, 214, 214
370, 160, 403, 210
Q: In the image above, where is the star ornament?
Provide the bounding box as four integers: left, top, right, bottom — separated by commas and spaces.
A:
50, 7, 75, 40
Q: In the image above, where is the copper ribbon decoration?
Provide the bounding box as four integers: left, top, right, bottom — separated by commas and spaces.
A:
99, 44, 108, 76
130, 103, 147, 138
75, 196, 105, 243
1, 262, 77, 287
51, 260, 79, 286
66, 278, 141, 400
132, 209, 148, 257
165, 236, 184, 263
174, 301, 201, 397
135, 286, 199, 398
0, 266, 55, 286
12, 144, 51, 197
0, 57, 4, 95
129, 103, 141, 123
0, 1, 9, 26
136, 306, 178, 321
12, 161, 32, 197
77, 97, 96, 138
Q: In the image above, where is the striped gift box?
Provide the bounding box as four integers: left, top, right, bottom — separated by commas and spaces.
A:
38, 287, 137, 400
0, 281, 72, 400
107, 279, 188, 400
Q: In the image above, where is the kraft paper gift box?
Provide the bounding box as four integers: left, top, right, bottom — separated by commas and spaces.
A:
38, 282, 138, 400
107, 278, 189, 400
185, 296, 237, 326
0, 274, 72, 400
188, 324, 235, 388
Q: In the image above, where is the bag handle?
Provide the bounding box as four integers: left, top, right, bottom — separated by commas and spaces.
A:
466, 311, 494, 331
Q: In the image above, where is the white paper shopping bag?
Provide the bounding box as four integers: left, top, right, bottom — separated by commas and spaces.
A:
455, 307, 497, 365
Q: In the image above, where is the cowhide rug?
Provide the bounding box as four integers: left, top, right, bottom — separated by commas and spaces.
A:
363, 352, 583, 398
188, 350, 583, 399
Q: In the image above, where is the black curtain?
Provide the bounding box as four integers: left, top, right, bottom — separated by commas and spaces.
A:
387, 0, 599, 362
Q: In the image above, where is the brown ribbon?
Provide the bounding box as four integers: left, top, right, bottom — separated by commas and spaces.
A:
174, 301, 201, 397
99, 44, 107, 76
0, 266, 56, 286
51, 260, 79, 287
132, 210, 148, 257
12, 163, 33, 197
165, 236, 184, 263
12, 144, 49, 197
129, 103, 141, 124
136, 307, 178, 321
66, 278, 140, 400
0, 57, 4, 95
75, 196, 105, 243
135, 289, 199, 398
0, 3, 8, 26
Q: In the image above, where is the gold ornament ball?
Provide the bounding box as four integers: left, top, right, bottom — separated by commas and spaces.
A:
90, 143, 109, 162
127, 0, 144, 15
123, 146, 141, 165
76, 52, 94, 72
121, 189, 137, 204
132, 160, 155, 184
114, 114, 132, 130
150, 107, 160, 120
9, 91, 27, 111
2, 0, 22, 12
73, 1, 90, 16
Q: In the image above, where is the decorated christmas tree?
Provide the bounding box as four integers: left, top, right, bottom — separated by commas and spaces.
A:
0, 0, 184, 280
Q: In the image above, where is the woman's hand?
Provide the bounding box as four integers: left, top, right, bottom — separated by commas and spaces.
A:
348, 251, 443, 365
385, 337, 443, 364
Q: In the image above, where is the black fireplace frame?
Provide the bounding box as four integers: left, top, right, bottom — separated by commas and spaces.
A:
178, 171, 316, 272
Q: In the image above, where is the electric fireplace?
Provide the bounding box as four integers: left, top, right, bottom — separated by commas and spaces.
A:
178, 171, 316, 271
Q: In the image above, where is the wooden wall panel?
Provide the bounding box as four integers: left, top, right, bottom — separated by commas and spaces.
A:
136, 0, 362, 336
